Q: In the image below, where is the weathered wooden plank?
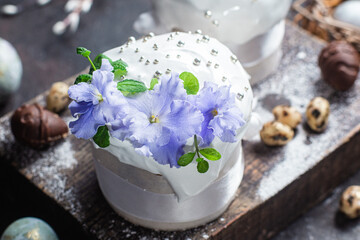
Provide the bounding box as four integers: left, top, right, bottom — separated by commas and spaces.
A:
0, 21, 360, 239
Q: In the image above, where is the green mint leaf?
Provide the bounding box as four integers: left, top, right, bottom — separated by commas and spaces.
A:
177, 152, 196, 166
149, 78, 159, 90
196, 157, 203, 163
112, 59, 128, 68
74, 74, 92, 85
76, 47, 91, 57
117, 79, 147, 94
197, 159, 209, 173
112, 60, 128, 80
89, 54, 113, 74
199, 148, 221, 161
93, 126, 110, 148
179, 72, 199, 95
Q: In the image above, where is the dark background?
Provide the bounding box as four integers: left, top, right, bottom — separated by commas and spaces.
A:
1, 1, 360, 239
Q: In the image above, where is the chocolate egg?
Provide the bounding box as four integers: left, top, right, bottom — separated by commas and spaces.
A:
11, 103, 68, 149
1, 217, 58, 240
318, 41, 360, 91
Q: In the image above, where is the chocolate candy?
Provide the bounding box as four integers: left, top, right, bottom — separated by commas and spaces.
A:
11, 103, 68, 149
318, 41, 360, 91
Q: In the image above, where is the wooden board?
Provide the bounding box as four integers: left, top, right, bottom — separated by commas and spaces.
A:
1, 22, 360, 240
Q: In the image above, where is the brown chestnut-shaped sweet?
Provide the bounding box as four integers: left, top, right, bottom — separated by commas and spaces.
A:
11, 103, 68, 149
260, 121, 294, 146
272, 105, 302, 129
46, 82, 70, 113
340, 185, 360, 219
318, 41, 360, 91
306, 97, 330, 132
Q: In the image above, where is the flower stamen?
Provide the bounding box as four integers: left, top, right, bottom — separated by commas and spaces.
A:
149, 115, 160, 123
211, 109, 218, 117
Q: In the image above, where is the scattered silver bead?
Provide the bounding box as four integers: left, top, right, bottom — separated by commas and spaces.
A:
211, 49, 218, 56
166, 69, 171, 74
222, 77, 227, 82
175, 31, 179, 35
214, 63, 219, 69
188, 31, 192, 34
207, 61, 212, 67
244, 87, 249, 92
177, 41, 185, 47
119, 47, 123, 53
193, 58, 201, 66
154, 71, 162, 78
135, 48, 139, 53
212, 20, 219, 27
153, 44, 158, 50
166, 54, 170, 58
196, 39, 201, 43
139, 56, 144, 62
237, 93, 244, 101
177, 55, 181, 59
195, 29, 202, 34
202, 35, 210, 43
230, 55, 238, 63
204, 10, 212, 18
145, 60, 150, 65
148, 32, 155, 38
128, 36, 136, 43
153, 59, 159, 64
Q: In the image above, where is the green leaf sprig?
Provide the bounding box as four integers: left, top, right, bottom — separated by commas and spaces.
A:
179, 72, 199, 95
177, 135, 221, 173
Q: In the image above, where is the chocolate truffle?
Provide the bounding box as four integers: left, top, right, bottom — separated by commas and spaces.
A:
318, 41, 360, 91
11, 103, 68, 149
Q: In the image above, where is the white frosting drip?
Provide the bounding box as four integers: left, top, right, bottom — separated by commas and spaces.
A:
149, 0, 291, 45
100, 32, 253, 200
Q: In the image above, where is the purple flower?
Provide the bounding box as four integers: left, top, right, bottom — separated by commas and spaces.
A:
190, 82, 246, 146
121, 73, 203, 167
68, 59, 127, 139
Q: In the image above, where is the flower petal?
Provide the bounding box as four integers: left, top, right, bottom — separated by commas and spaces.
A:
92, 69, 114, 94
99, 59, 113, 72
68, 101, 92, 117
69, 107, 102, 139
148, 135, 185, 167
68, 82, 101, 104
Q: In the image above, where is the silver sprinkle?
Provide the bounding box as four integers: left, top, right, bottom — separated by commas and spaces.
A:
145, 60, 150, 65
211, 49, 218, 56
169, 33, 174, 38
175, 31, 179, 35
204, 10, 212, 18
125, 43, 129, 47
142, 38, 147, 42
214, 63, 219, 69
193, 58, 201, 66
207, 61, 212, 67
222, 77, 227, 82
166, 69, 171, 74
237, 93, 244, 100
119, 47, 123, 53
195, 29, 202, 34
212, 20, 219, 27
177, 55, 181, 59
154, 71, 162, 78
188, 31, 192, 34
166, 54, 170, 58
148, 32, 155, 37
128, 36, 136, 43
230, 55, 238, 63
153, 44, 158, 50
139, 56, 144, 62
196, 39, 201, 43
202, 35, 210, 43
153, 59, 159, 64
135, 48, 139, 53
177, 41, 185, 47
167, 37, 171, 41
244, 87, 249, 92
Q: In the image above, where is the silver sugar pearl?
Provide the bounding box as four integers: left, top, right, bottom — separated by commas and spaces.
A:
207, 61, 212, 67
135, 48, 139, 53
154, 71, 162, 78
196, 39, 201, 43
139, 56, 144, 62
237, 93, 244, 101
244, 87, 249, 92
204, 10, 212, 18
145, 60, 150, 65
212, 20, 219, 27
119, 47, 123, 53
222, 77, 227, 82
230, 55, 238, 63
211, 49, 218, 56
166, 54, 170, 58
193, 58, 201, 66
148, 32, 155, 37
153, 44, 158, 50
166, 69, 171, 74
128, 36, 136, 43
175, 31, 179, 35
177, 55, 181, 59
153, 59, 159, 64
214, 63, 219, 69
195, 29, 202, 34
188, 31, 192, 34
202, 35, 210, 43
177, 41, 185, 47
